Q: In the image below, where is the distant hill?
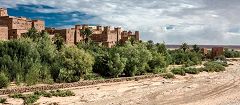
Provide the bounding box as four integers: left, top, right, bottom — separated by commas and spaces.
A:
166, 45, 240, 49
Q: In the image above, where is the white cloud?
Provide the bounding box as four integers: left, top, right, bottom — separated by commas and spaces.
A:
1, 0, 240, 44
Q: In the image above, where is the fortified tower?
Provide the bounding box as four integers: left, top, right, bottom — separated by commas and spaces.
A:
0, 8, 8, 16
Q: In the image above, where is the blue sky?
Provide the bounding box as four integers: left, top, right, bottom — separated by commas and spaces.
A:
7, 4, 95, 27
1, 0, 240, 44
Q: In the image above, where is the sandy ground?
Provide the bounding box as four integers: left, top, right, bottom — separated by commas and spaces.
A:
2, 60, 240, 105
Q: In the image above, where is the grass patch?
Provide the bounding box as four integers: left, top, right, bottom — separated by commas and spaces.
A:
0, 97, 6, 103
49, 90, 75, 97
9, 90, 75, 105
203, 62, 225, 72
171, 68, 186, 76
9, 93, 24, 99
34, 91, 52, 98
9, 93, 39, 105
23, 94, 40, 105
184, 67, 200, 74
161, 73, 175, 79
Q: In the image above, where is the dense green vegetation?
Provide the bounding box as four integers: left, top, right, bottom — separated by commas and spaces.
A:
0, 28, 227, 89
224, 48, 240, 58
203, 61, 226, 72
171, 61, 227, 76
169, 43, 202, 67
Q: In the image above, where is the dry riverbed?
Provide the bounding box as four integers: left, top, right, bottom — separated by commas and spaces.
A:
2, 60, 240, 105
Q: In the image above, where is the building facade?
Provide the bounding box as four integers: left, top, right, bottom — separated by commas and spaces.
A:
212, 47, 224, 58
46, 25, 140, 47
0, 25, 8, 40
0, 8, 140, 47
0, 8, 45, 39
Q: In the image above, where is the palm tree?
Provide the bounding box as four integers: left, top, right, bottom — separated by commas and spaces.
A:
180, 43, 189, 52
81, 28, 93, 43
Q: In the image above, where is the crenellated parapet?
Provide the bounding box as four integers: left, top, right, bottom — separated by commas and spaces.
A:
0, 8, 8, 17
0, 8, 45, 40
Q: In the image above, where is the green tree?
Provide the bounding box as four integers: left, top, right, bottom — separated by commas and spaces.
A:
81, 28, 93, 43
108, 53, 126, 77
0, 73, 9, 88
0, 38, 41, 85
180, 43, 189, 52
52, 47, 94, 82
192, 44, 200, 52
116, 42, 152, 76
23, 28, 41, 41
53, 34, 64, 51
146, 40, 155, 50
148, 52, 167, 73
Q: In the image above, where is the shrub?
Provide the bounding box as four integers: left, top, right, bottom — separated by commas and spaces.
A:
23, 94, 40, 105
161, 73, 175, 79
10, 93, 40, 104
9, 93, 24, 99
148, 52, 167, 73
50, 90, 75, 97
197, 67, 205, 72
52, 47, 94, 83
93, 52, 127, 78
215, 61, 228, 67
83, 73, 104, 80
116, 43, 152, 76
10, 90, 75, 105
0, 73, 9, 88
25, 63, 41, 86
171, 68, 186, 76
184, 60, 195, 67
184, 68, 200, 74
0, 98, 6, 103
34, 91, 52, 98
203, 62, 225, 72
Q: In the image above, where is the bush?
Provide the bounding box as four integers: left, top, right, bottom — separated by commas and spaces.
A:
34, 91, 52, 97
116, 42, 152, 76
197, 67, 205, 72
83, 73, 104, 80
184, 68, 200, 74
161, 73, 175, 79
10, 90, 75, 104
50, 90, 75, 97
171, 68, 186, 76
148, 52, 167, 73
23, 94, 40, 105
93, 52, 126, 78
0, 73, 9, 88
0, 98, 6, 103
52, 47, 94, 83
9, 93, 24, 99
203, 62, 225, 72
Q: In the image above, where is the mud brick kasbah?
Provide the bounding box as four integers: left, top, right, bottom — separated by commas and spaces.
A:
0, 8, 139, 47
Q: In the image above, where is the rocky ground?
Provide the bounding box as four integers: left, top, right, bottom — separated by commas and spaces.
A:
2, 60, 240, 105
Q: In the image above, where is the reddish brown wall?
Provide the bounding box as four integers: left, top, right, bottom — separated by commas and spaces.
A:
201, 48, 208, 55
0, 26, 8, 40
32, 20, 45, 32
8, 29, 28, 39
212, 47, 224, 58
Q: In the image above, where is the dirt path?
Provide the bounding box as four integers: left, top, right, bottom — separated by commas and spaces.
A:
3, 61, 240, 105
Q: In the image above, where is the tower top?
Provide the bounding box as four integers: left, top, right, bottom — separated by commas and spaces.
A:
0, 8, 8, 16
